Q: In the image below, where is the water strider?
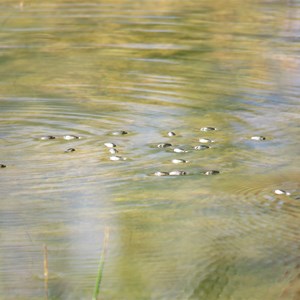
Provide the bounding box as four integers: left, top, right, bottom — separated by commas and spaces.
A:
40, 135, 56, 140
104, 142, 117, 148
173, 148, 188, 153
109, 148, 118, 154
110, 156, 127, 161
167, 131, 176, 136
63, 135, 81, 140
157, 143, 172, 148
169, 170, 187, 176
112, 130, 128, 135
194, 145, 210, 150
154, 171, 169, 176
251, 136, 266, 141
200, 127, 217, 131
199, 138, 214, 143
172, 159, 188, 164
274, 189, 291, 196
203, 170, 220, 175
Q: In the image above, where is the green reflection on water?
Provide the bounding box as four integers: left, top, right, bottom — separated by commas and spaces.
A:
0, 0, 300, 299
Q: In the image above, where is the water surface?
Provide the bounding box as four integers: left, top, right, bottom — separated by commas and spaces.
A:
0, 0, 300, 299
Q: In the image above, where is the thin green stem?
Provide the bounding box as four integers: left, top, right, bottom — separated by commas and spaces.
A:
92, 227, 110, 300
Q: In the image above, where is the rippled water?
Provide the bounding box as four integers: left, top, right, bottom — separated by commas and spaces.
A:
1, 1, 300, 299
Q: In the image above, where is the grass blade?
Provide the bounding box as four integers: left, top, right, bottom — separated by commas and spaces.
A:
92, 226, 110, 300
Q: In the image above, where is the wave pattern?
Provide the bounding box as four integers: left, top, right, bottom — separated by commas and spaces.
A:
0, 0, 300, 300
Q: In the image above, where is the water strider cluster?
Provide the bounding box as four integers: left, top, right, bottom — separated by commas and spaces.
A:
99, 127, 293, 197
103, 127, 221, 176
1, 128, 293, 197
152, 127, 225, 177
